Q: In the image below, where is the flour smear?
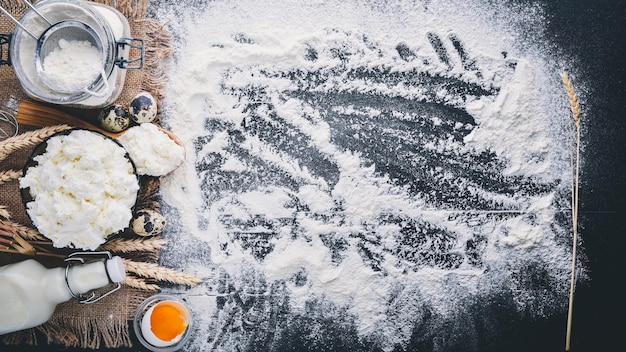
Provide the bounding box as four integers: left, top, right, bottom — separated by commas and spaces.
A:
149, 0, 582, 351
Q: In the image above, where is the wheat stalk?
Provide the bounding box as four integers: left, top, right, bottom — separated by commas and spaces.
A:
99, 237, 168, 253
0, 124, 71, 162
0, 169, 22, 185
0, 205, 10, 220
123, 259, 202, 287
124, 275, 161, 292
0, 222, 64, 258
0, 219, 46, 241
561, 72, 581, 352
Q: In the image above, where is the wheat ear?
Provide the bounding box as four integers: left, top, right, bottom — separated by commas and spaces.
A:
561, 72, 581, 352
123, 259, 202, 287
0, 124, 72, 161
0, 205, 10, 220
0, 220, 46, 241
0, 169, 22, 185
98, 237, 168, 253
0, 222, 64, 258
561, 73, 581, 127
124, 275, 160, 292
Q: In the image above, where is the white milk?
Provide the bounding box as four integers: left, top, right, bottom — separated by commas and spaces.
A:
0, 256, 125, 335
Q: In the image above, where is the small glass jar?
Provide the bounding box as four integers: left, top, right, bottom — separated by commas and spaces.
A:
3, 0, 144, 108
133, 294, 193, 352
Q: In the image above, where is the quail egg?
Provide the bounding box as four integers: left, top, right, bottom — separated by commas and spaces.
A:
97, 105, 131, 132
129, 91, 158, 124
131, 209, 166, 237
140, 300, 190, 348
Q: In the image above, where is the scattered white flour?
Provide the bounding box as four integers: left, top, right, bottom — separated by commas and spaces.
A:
41, 39, 102, 92
150, 0, 582, 350
19, 130, 139, 250
464, 59, 551, 177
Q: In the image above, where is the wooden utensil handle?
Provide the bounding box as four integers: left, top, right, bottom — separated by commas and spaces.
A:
16, 101, 183, 147
17, 101, 122, 138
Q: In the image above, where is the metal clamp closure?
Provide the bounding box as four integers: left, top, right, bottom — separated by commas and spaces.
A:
0, 34, 11, 66
115, 37, 144, 69
64, 251, 121, 304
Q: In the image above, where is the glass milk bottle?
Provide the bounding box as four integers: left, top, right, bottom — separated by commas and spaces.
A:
0, 251, 125, 335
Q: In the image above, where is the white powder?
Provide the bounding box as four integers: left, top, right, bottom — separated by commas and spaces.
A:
19, 130, 139, 250
41, 39, 101, 92
13, 2, 129, 107
151, 0, 582, 350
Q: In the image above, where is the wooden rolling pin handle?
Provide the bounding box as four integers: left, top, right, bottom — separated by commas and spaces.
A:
16, 101, 122, 138
16, 101, 183, 148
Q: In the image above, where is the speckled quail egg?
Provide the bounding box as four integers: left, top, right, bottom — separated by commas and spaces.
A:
129, 91, 158, 124
98, 104, 131, 132
131, 209, 166, 237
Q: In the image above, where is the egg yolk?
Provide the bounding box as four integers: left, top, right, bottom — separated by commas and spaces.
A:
149, 301, 188, 342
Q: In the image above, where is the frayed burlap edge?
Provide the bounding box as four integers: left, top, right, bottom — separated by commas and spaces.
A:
136, 18, 173, 122
0, 1, 147, 20
1, 328, 37, 346
0, 0, 27, 13
92, 0, 148, 20
40, 291, 149, 349
39, 316, 131, 349
3, 289, 149, 348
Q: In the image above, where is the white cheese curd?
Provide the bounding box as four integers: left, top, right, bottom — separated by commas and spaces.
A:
117, 123, 185, 176
19, 130, 139, 250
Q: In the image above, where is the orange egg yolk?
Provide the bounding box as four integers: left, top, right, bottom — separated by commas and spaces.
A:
150, 301, 188, 342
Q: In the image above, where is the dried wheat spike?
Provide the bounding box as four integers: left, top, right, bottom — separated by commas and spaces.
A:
123, 259, 202, 287
0, 205, 10, 220
99, 237, 168, 253
0, 125, 72, 161
561, 71, 582, 352
124, 275, 160, 292
560, 73, 580, 127
0, 169, 22, 185
0, 220, 46, 241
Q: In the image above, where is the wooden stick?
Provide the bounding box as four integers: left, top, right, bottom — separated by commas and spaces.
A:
16, 101, 123, 138
16, 101, 183, 146
561, 72, 581, 352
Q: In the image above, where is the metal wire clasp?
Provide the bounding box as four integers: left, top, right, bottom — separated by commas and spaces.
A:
0, 34, 11, 66
115, 37, 144, 69
64, 251, 122, 304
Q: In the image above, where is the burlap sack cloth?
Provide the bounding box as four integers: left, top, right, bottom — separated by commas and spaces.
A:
0, 0, 172, 348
